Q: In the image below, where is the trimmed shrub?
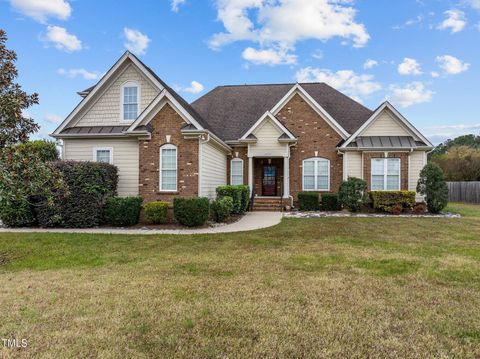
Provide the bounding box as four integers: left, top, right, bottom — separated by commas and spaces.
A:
35, 161, 118, 228
238, 185, 250, 212
417, 163, 449, 214
104, 197, 142, 226
321, 193, 341, 211
413, 202, 427, 214
12, 140, 59, 162
369, 191, 416, 213
338, 177, 368, 212
216, 185, 243, 214
211, 196, 234, 222
174, 197, 210, 227
298, 192, 320, 211
144, 201, 169, 224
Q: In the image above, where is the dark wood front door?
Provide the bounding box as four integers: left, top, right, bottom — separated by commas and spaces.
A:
262, 165, 277, 196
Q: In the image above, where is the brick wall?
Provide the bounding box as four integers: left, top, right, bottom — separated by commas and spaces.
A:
276, 94, 344, 200
139, 103, 199, 204
363, 152, 409, 190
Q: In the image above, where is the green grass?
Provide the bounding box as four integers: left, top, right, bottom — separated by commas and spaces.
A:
0, 202, 480, 358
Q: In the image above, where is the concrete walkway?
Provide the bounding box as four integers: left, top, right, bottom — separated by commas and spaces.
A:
0, 211, 283, 235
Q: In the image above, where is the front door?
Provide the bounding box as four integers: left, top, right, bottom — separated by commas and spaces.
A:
262, 165, 277, 196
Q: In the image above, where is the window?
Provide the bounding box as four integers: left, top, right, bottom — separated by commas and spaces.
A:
371, 158, 400, 191
122, 82, 139, 121
302, 157, 330, 191
230, 159, 243, 185
94, 148, 112, 164
160, 144, 177, 191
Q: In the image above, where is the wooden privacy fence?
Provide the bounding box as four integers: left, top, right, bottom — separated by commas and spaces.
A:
447, 182, 480, 203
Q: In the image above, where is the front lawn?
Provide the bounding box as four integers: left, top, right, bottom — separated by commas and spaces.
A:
1, 203, 480, 358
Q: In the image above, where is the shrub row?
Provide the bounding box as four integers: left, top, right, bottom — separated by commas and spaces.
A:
369, 191, 416, 214
104, 197, 142, 226
144, 201, 169, 224
211, 196, 234, 222
174, 197, 210, 227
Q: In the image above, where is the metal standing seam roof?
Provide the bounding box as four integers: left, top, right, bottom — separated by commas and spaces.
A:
60, 126, 129, 135
346, 136, 426, 148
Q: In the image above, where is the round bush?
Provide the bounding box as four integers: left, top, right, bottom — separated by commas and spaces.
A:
338, 177, 368, 212
320, 193, 341, 211
173, 197, 210, 227
298, 192, 320, 211
104, 196, 142, 226
211, 196, 233, 222
144, 201, 169, 224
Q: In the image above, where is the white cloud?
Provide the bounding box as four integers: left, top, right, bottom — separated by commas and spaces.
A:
171, 0, 186, 12
45, 113, 62, 124
209, 0, 369, 65
10, 0, 71, 23
295, 67, 381, 101
465, 0, 480, 10
398, 57, 423, 76
431, 71, 440, 78
242, 47, 296, 65
436, 55, 470, 75
363, 59, 378, 70
388, 82, 433, 108
179, 81, 204, 94
393, 15, 424, 30
42, 26, 82, 52
312, 49, 323, 60
437, 10, 466, 33
123, 28, 150, 55
57, 68, 101, 80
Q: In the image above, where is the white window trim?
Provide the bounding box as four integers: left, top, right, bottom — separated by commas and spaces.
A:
120, 81, 141, 123
302, 157, 330, 192
230, 158, 244, 185
371, 157, 401, 191
159, 143, 178, 192
93, 147, 113, 164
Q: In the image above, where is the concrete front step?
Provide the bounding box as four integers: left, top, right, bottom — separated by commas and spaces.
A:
252, 197, 283, 211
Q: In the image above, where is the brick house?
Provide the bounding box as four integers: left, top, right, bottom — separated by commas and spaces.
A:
52, 52, 433, 209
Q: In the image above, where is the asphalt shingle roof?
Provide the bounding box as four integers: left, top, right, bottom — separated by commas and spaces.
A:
190, 83, 374, 141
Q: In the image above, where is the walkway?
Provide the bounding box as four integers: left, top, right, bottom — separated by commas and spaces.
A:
0, 211, 283, 235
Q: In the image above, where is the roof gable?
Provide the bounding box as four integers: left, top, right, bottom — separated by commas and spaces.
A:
241, 111, 296, 141
340, 101, 433, 149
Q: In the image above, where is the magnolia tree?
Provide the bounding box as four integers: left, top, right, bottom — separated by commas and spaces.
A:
0, 29, 39, 148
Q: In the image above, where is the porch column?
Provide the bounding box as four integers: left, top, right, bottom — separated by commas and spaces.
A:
248, 156, 253, 195
283, 156, 290, 198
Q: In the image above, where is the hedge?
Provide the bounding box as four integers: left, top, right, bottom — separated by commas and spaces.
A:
173, 197, 210, 227
144, 201, 169, 224
298, 192, 319, 211
321, 193, 341, 211
369, 191, 416, 213
216, 185, 246, 214
211, 196, 233, 222
104, 197, 142, 226
35, 161, 118, 228
12, 140, 59, 162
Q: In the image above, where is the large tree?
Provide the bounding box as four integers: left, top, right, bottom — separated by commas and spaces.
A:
0, 29, 39, 148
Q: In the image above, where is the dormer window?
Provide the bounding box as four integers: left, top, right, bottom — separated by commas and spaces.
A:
121, 81, 139, 121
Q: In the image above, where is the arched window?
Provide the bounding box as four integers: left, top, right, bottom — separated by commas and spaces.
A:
121, 81, 140, 121
160, 144, 177, 191
230, 158, 244, 185
302, 157, 330, 191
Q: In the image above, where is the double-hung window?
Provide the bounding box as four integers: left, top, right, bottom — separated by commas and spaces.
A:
230, 159, 243, 185
160, 144, 177, 191
371, 158, 400, 190
122, 82, 139, 121
94, 148, 112, 164
302, 157, 330, 191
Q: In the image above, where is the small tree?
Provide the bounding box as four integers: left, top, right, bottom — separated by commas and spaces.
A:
416, 163, 448, 214
338, 177, 368, 212
0, 29, 39, 148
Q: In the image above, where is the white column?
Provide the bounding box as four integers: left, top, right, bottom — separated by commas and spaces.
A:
283, 156, 290, 198
248, 156, 253, 195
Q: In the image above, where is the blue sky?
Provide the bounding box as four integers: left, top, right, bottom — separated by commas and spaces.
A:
1, 0, 479, 144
